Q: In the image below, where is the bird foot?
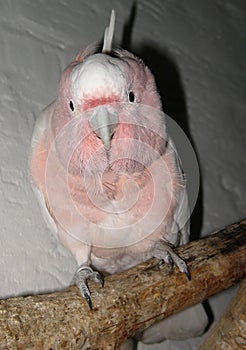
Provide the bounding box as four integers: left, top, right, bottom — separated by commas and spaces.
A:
150, 240, 191, 280
73, 266, 104, 310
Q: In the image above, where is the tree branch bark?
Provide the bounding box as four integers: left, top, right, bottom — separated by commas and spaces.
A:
199, 278, 246, 350
0, 220, 246, 350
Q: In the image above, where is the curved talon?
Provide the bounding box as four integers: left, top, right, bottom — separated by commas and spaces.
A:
151, 241, 191, 280
167, 254, 174, 267
96, 273, 104, 287
73, 265, 104, 310
184, 267, 191, 281
84, 290, 93, 310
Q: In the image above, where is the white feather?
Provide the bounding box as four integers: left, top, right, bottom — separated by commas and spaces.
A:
31, 101, 58, 235
31, 101, 55, 148
33, 186, 58, 235
102, 9, 116, 53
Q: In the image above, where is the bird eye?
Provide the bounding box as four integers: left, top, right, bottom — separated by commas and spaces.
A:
128, 91, 135, 103
69, 100, 74, 111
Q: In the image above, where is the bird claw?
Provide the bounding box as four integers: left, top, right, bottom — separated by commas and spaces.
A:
96, 272, 104, 287
183, 266, 191, 280
151, 241, 191, 280
167, 254, 174, 267
83, 290, 93, 310
73, 266, 104, 309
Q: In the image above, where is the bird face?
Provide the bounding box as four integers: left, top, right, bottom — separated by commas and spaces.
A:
52, 51, 166, 177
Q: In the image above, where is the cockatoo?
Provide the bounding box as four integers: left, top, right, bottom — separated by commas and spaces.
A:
30, 10, 208, 348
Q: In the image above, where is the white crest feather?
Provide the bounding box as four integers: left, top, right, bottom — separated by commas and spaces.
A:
102, 10, 116, 53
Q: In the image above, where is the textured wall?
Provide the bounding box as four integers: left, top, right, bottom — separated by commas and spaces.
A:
0, 1, 245, 349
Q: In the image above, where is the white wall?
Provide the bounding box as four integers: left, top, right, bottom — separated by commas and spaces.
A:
0, 1, 245, 349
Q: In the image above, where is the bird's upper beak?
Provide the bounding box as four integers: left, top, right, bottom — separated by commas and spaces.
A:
89, 105, 118, 150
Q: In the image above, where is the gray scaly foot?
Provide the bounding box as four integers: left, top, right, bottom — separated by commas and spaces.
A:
150, 240, 191, 280
73, 266, 104, 309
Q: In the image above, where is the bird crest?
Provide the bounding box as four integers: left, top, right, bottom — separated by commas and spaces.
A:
102, 10, 116, 53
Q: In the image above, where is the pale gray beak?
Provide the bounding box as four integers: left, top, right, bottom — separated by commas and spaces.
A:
89, 106, 118, 150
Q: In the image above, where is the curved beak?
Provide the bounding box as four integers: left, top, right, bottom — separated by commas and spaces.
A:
89, 106, 118, 150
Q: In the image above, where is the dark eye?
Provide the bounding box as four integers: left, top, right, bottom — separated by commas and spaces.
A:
69, 100, 74, 111
128, 91, 135, 103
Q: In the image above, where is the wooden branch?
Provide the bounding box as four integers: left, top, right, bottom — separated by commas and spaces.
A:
0, 220, 246, 350
199, 278, 246, 350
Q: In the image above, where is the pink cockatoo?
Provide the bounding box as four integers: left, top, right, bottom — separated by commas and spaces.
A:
30, 10, 208, 347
